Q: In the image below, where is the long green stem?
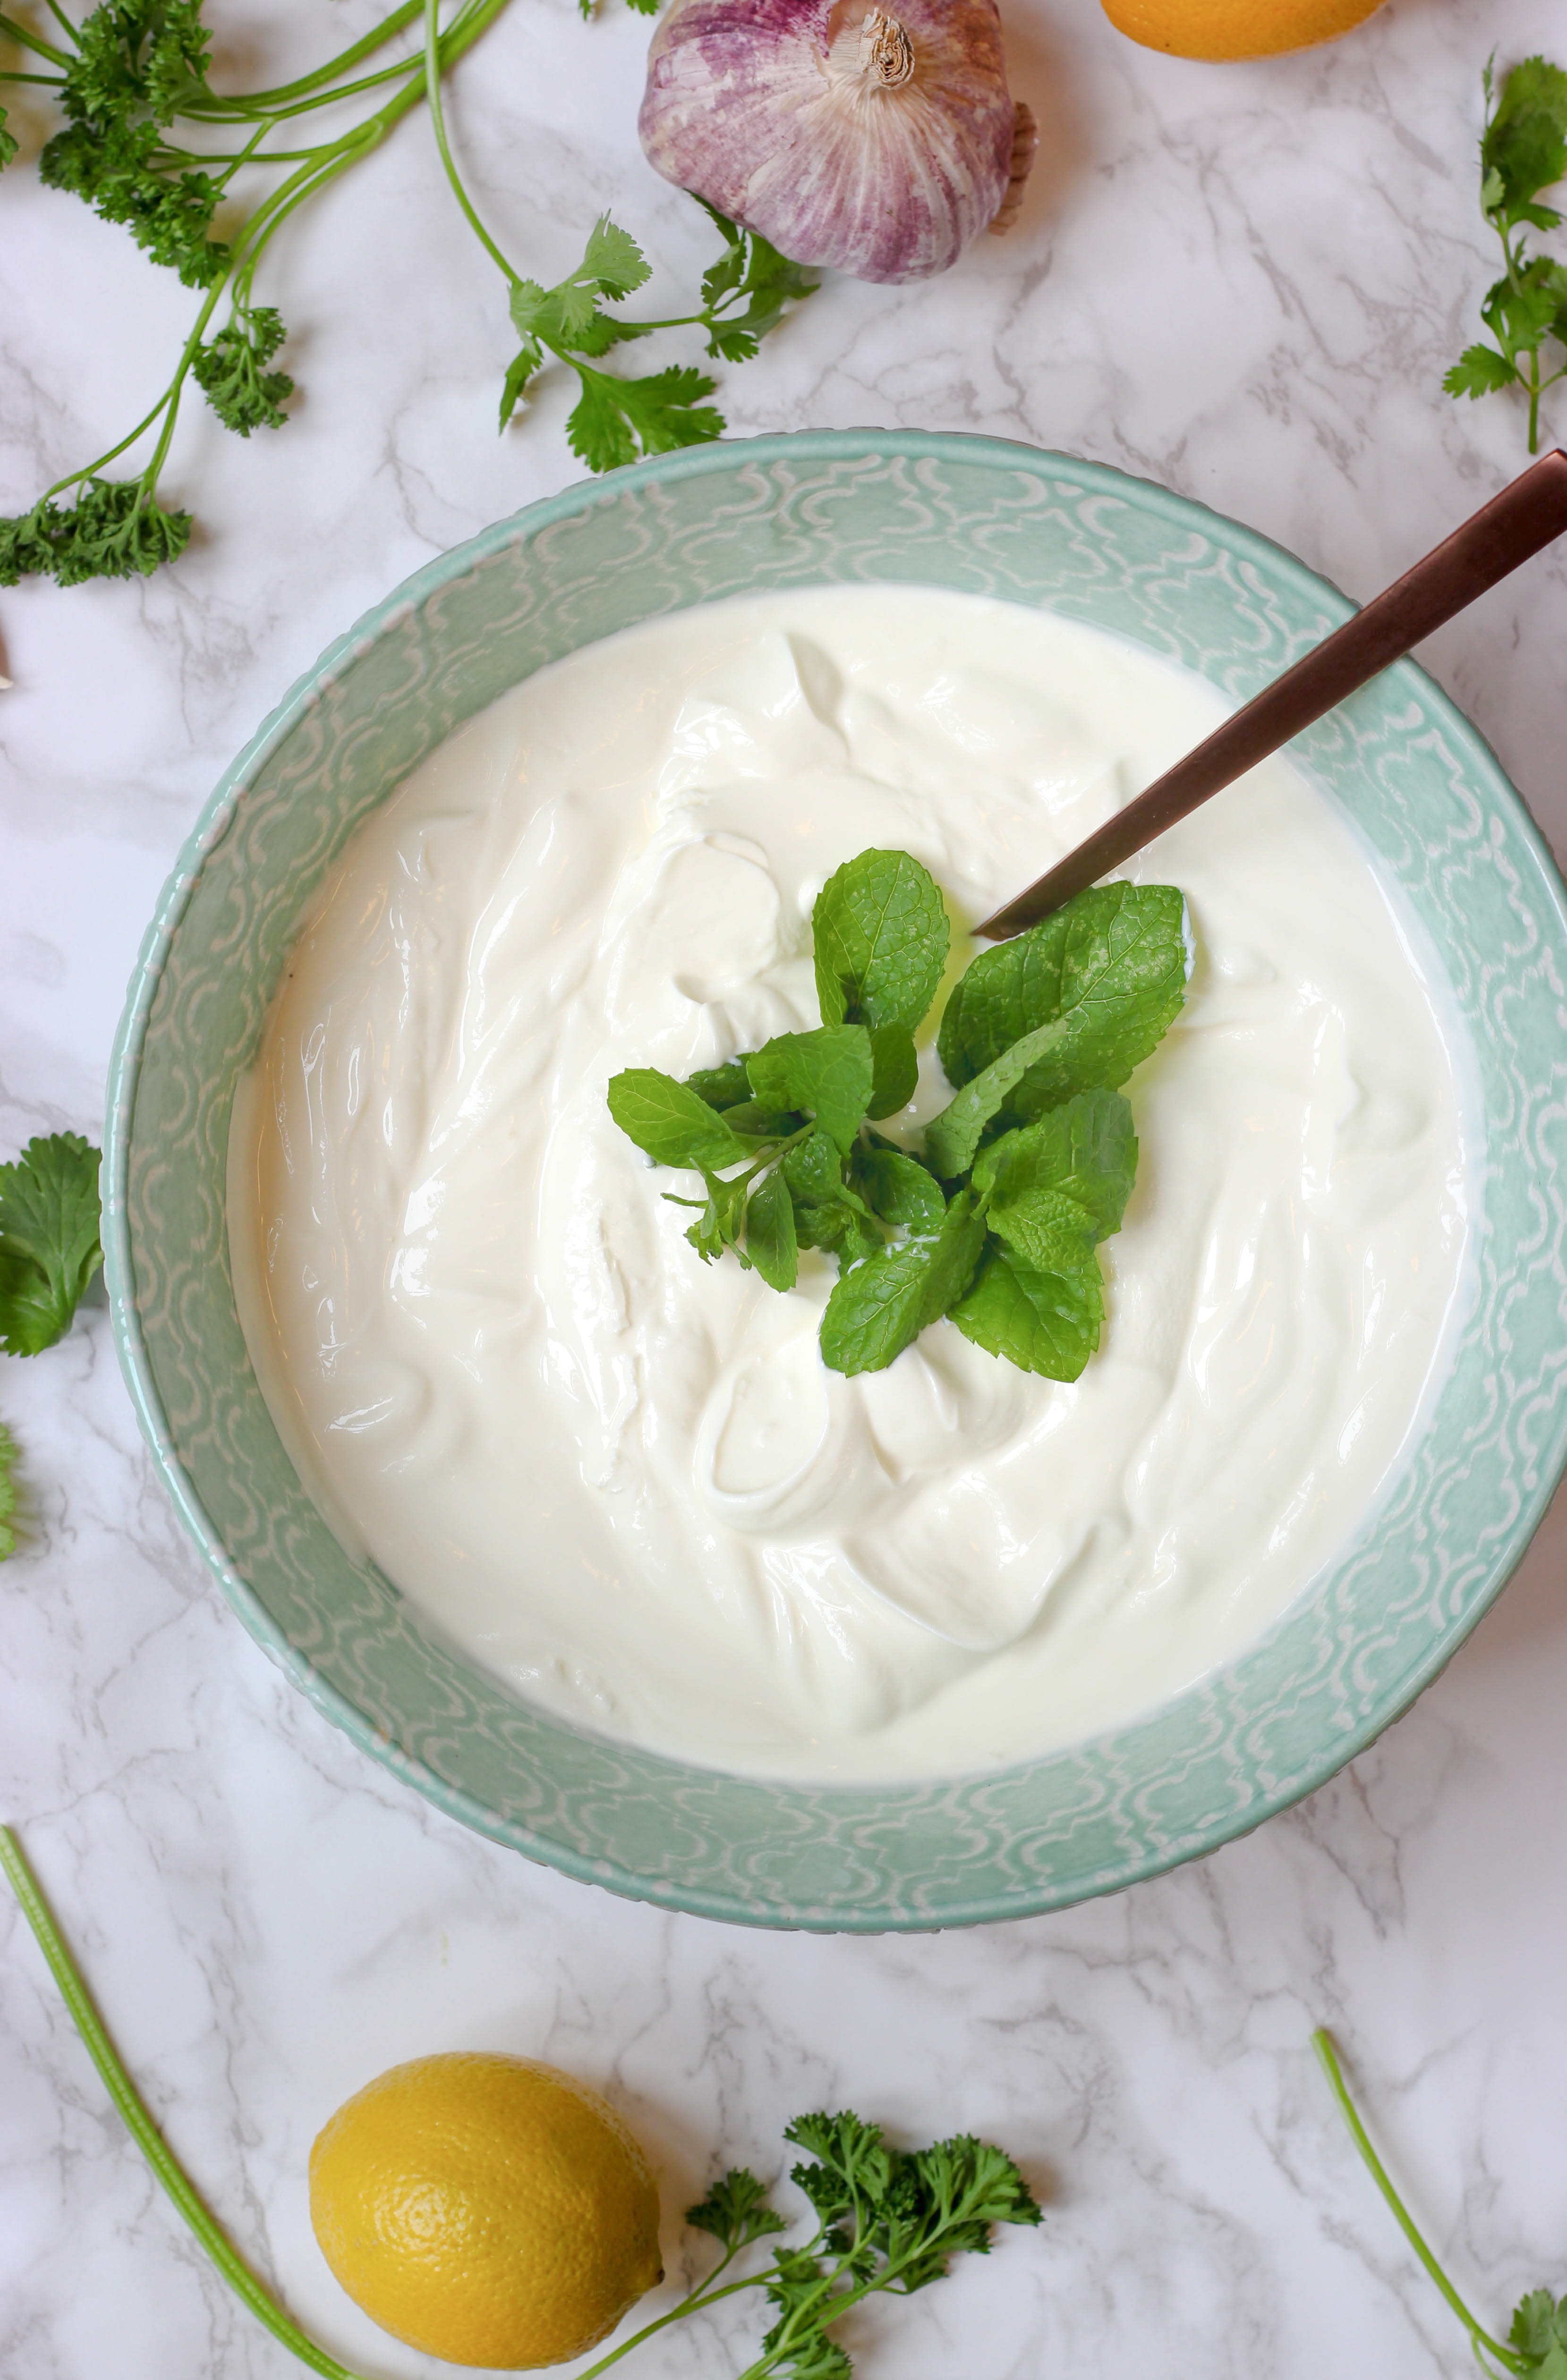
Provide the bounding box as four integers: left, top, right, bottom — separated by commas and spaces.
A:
574, 2267, 766, 2379
1312, 2031, 1523, 2374
421, 0, 519, 285
0, 1825, 365, 2380
216, 0, 426, 111
0, 8, 70, 66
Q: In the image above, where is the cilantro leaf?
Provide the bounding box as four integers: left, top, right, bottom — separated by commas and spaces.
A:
0, 1422, 16, 1559
581, 213, 652, 302
949, 1239, 1103, 1381
566, 364, 723, 474
745, 1168, 799, 1293
691, 200, 821, 362
747, 1027, 875, 1156
937, 882, 1187, 1103
191, 306, 293, 436
1483, 55, 1567, 231
606, 1069, 749, 1170
819, 1191, 985, 1376
813, 850, 950, 1036
0, 1134, 103, 1356
1444, 341, 1523, 397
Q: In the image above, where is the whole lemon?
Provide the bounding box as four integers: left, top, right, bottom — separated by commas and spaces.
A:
1102, 0, 1383, 59
308, 2053, 663, 2369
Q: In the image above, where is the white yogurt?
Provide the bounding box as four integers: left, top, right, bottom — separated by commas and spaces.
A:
227, 589, 1478, 1781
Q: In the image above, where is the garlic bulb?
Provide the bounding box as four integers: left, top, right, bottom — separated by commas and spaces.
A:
639, 0, 1037, 286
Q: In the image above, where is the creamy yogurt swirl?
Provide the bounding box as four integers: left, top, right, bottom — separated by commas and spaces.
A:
228, 589, 1478, 1780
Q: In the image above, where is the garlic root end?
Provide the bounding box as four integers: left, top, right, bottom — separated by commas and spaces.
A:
988, 101, 1038, 235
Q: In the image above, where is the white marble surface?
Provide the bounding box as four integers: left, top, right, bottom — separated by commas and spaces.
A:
4, 0, 1567, 2374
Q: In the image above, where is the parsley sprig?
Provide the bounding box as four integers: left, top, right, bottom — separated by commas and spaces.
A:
608, 850, 1187, 1381
1315, 2030, 1567, 2378
2, 1820, 1039, 2380
0, 0, 812, 584
1444, 54, 1567, 454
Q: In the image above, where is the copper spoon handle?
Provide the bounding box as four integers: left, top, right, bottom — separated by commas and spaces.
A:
975, 449, 1567, 941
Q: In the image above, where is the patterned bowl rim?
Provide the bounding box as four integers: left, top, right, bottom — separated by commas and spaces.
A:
102, 428, 1567, 1928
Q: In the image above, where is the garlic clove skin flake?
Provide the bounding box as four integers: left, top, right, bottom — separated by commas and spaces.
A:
639, 0, 1029, 286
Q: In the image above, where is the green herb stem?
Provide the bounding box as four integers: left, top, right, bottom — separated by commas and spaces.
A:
1312, 2031, 1524, 2375
0, 8, 70, 66
574, 2269, 765, 2378
217, 0, 427, 112
421, 0, 519, 286
0, 1824, 365, 2380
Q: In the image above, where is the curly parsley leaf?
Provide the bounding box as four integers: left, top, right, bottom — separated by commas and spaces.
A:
0, 1423, 16, 1559
813, 850, 950, 1037
0, 1134, 103, 1357
191, 306, 293, 434
1445, 53, 1567, 450
0, 480, 192, 588
686, 2165, 790, 2252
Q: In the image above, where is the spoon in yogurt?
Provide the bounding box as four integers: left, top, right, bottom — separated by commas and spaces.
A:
977, 447, 1567, 939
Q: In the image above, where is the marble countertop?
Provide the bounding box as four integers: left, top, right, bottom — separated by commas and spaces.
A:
4, 0, 1567, 2373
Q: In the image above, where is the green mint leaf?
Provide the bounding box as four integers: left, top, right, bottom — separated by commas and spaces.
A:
688, 1058, 757, 1110
581, 213, 651, 301
685, 2166, 788, 2250
937, 883, 1187, 1108
986, 1187, 1101, 1272
950, 1239, 1102, 1381
747, 1026, 874, 1155
783, 1130, 844, 1203
566, 365, 724, 475
1483, 55, 1567, 228
819, 1191, 984, 1376
794, 1200, 880, 1261
0, 1133, 103, 1356
852, 1146, 945, 1234
678, 1167, 751, 1263
972, 1089, 1138, 1239
921, 1016, 1068, 1181
1443, 342, 1522, 397
191, 306, 293, 436
607, 1069, 749, 1169
745, 1169, 799, 1292
866, 1023, 919, 1120
721, 1101, 806, 1138
812, 849, 949, 1036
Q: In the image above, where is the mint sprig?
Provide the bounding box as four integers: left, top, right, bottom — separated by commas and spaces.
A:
607, 851, 1188, 1381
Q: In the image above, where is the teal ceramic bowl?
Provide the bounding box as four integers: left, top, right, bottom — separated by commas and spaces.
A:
103, 432, 1567, 1930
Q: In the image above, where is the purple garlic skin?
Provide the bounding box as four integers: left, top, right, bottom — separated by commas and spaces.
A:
639, 0, 1021, 285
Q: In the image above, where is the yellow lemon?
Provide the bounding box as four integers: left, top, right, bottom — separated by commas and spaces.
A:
308, 2052, 663, 2369
1102, 0, 1384, 59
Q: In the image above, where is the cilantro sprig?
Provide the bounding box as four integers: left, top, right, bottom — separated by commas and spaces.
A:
607, 850, 1188, 1381
1444, 55, 1567, 454
0, 0, 815, 584
0, 1131, 103, 1357
1315, 2030, 1567, 2379
423, 3, 817, 474
3, 1819, 1039, 2380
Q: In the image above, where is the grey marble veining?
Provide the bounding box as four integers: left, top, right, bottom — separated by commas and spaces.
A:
4, 0, 1567, 2373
